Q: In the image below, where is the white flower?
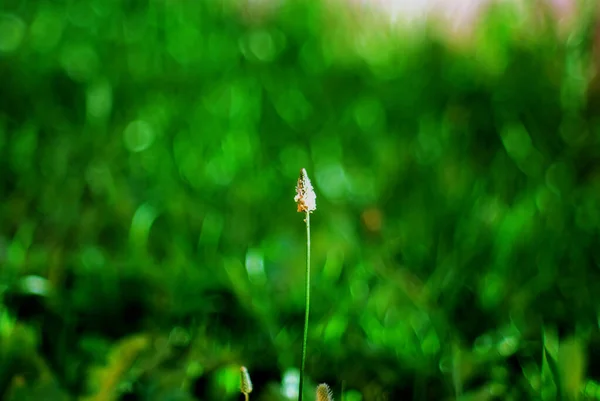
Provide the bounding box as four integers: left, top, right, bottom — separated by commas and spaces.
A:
294, 168, 317, 213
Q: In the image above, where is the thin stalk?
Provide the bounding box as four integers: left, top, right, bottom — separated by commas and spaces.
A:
299, 211, 311, 401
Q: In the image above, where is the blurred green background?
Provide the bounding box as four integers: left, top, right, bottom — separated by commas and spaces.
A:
2, 0, 600, 400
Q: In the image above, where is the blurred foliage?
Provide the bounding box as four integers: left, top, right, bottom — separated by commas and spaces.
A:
2, 0, 600, 400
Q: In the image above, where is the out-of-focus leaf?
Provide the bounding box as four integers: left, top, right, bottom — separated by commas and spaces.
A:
542, 326, 560, 400
558, 336, 586, 401
82, 334, 150, 401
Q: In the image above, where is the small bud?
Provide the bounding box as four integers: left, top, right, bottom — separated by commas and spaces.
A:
316, 383, 334, 401
240, 366, 253, 395
294, 168, 317, 213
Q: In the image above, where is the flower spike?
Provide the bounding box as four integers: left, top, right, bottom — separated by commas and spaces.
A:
294, 168, 316, 213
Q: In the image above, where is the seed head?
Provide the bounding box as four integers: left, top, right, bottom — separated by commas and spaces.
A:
316, 383, 334, 401
240, 366, 253, 395
294, 168, 316, 213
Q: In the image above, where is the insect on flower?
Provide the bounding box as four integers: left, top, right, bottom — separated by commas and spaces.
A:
294, 168, 316, 213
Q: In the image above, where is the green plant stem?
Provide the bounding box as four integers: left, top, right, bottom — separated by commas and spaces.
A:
299, 211, 310, 401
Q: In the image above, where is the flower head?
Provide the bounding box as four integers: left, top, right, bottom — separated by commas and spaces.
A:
294, 168, 317, 213
240, 366, 253, 395
316, 383, 333, 401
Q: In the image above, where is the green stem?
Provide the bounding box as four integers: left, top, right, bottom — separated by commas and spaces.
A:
299, 211, 311, 401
